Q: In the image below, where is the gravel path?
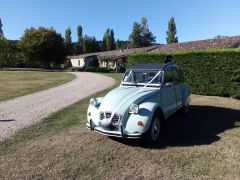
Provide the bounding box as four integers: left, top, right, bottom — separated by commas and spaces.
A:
0, 72, 115, 141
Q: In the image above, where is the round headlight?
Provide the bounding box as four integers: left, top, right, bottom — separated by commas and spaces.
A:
129, 103, 139, 114
90, 98, 98, 107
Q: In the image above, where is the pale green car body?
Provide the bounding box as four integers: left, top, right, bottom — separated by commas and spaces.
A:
86, 63, 190, 139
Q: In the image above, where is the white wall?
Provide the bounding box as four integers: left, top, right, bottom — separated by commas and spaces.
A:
70, 58, 85, 67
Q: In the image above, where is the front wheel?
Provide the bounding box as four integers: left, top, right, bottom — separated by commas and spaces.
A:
144, 113, 162, 143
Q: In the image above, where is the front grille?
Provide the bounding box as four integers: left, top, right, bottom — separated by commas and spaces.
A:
99, 111, 121, 125
106, 112, 111, 119
112, 114, 120, 125
100, 112, 105, 120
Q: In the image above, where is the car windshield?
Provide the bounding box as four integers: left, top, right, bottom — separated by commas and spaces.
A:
122, 70, 162, 86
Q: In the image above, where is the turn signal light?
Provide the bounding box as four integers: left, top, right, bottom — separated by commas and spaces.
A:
137, 121, 144, 126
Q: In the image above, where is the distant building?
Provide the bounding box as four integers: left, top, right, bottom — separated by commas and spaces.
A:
70, 54, 99, 68
67, 36, 240, 69
68, 46, 159, 70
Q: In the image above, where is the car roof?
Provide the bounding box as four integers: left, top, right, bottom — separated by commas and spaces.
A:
127, 63, 177, 71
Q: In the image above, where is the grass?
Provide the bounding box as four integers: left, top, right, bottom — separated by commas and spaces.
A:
0, 71, 76, 101
0, 73, 122, 155
0, 73, 240, 179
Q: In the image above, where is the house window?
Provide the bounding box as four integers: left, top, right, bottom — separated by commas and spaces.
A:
78, 60, 80, 66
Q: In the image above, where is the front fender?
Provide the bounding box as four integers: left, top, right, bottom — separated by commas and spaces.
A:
87, 97, 104, 125
125, 102, 159, 134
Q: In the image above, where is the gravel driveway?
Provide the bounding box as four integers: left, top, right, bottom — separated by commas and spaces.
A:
0, 72, 115, 141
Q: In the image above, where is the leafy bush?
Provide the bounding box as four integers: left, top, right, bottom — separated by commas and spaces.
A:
68, 67, 112, 73
127, 49, 240, 99
0, 39, 20, 67
18, 27, 66, 68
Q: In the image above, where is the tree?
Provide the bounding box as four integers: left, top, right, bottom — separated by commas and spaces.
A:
116, 40, 130, 49
83, 35, 100, 53
102, 28, 116, 51
64, 27, 73, 55
18, 27, 66, 67
129, 22, 142, 48
77, 25, 83, 54
140, 17, 156, 46
0, 18, 4, 39
0, 39, 20, 67
129, 17, 156, 48
110, 29, 116, 50
116, 39, 121, 49
166, 17, 178, 44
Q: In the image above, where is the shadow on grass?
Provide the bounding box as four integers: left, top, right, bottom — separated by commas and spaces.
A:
0, 119, 15, 122
110, 105, 240, 148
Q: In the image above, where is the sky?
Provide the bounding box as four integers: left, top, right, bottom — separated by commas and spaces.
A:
0, 0, 240, 43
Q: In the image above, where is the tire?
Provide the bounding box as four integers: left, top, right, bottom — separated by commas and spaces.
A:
180, 103, 189, 115
144, 111, 163, 144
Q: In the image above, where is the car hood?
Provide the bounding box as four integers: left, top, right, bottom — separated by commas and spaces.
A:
99, 85, 159, 114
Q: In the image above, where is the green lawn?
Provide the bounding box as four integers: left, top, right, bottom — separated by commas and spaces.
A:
0, 71, 76, 101
0, 73, 240, 179
0, 73, 122, 155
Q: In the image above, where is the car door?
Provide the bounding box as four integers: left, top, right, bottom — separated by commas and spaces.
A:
161, 68, 177, 118
172, 67, 184, 109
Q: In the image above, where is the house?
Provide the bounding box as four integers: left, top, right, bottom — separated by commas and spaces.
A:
68, 46, 160, 69
68, 36, 240, 69
69, 54, 99, 68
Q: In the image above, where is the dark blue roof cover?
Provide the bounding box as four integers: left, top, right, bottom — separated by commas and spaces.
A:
128, 63, 171, 70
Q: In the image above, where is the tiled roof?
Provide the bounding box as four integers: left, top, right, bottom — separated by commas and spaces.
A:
152, 36, 240, 52
69, 46, 160, 59
69, 36, 240, 60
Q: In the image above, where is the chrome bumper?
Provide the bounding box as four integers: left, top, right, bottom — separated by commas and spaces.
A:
86, 120, 142, 139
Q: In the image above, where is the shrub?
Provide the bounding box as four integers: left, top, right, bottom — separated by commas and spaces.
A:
67, 67, 112, 73
127, 49, 240, 99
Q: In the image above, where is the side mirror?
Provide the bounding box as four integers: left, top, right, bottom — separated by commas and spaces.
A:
164, 82, 173, 87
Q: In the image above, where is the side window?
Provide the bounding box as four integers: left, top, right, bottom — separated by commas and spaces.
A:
172, 68, 182, 85
164, 69, 173, 83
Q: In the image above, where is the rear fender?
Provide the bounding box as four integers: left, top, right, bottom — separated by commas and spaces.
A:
182, 86, 190, 106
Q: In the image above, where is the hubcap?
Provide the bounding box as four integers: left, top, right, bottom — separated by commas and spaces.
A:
151, 118, 160, 141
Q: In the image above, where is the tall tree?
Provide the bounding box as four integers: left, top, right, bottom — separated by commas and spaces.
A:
116, 39, 121, 49
0, 18, 4, 39
83, 35, 100, 53
166, 17, 178, 44
140, 17, 156, 46
102, 29, 110, 51
129, 17, 156, 48
64, 27, 73, 55
0, 39, 20, 67
102, 29, 108, 51
77, 25, 83, 54
77, 25, 83, 41
18, 27, 66, 67
110, 29, 116, 50
102, 28, 116, 51
129, 22, 142, 48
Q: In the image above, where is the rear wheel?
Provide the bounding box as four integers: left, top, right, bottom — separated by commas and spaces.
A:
144, 112, 163, 143
181, 103, 189, 115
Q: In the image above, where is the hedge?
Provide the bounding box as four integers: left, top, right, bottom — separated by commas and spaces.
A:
127, 49, 240, 99
67, 67, 112, 73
